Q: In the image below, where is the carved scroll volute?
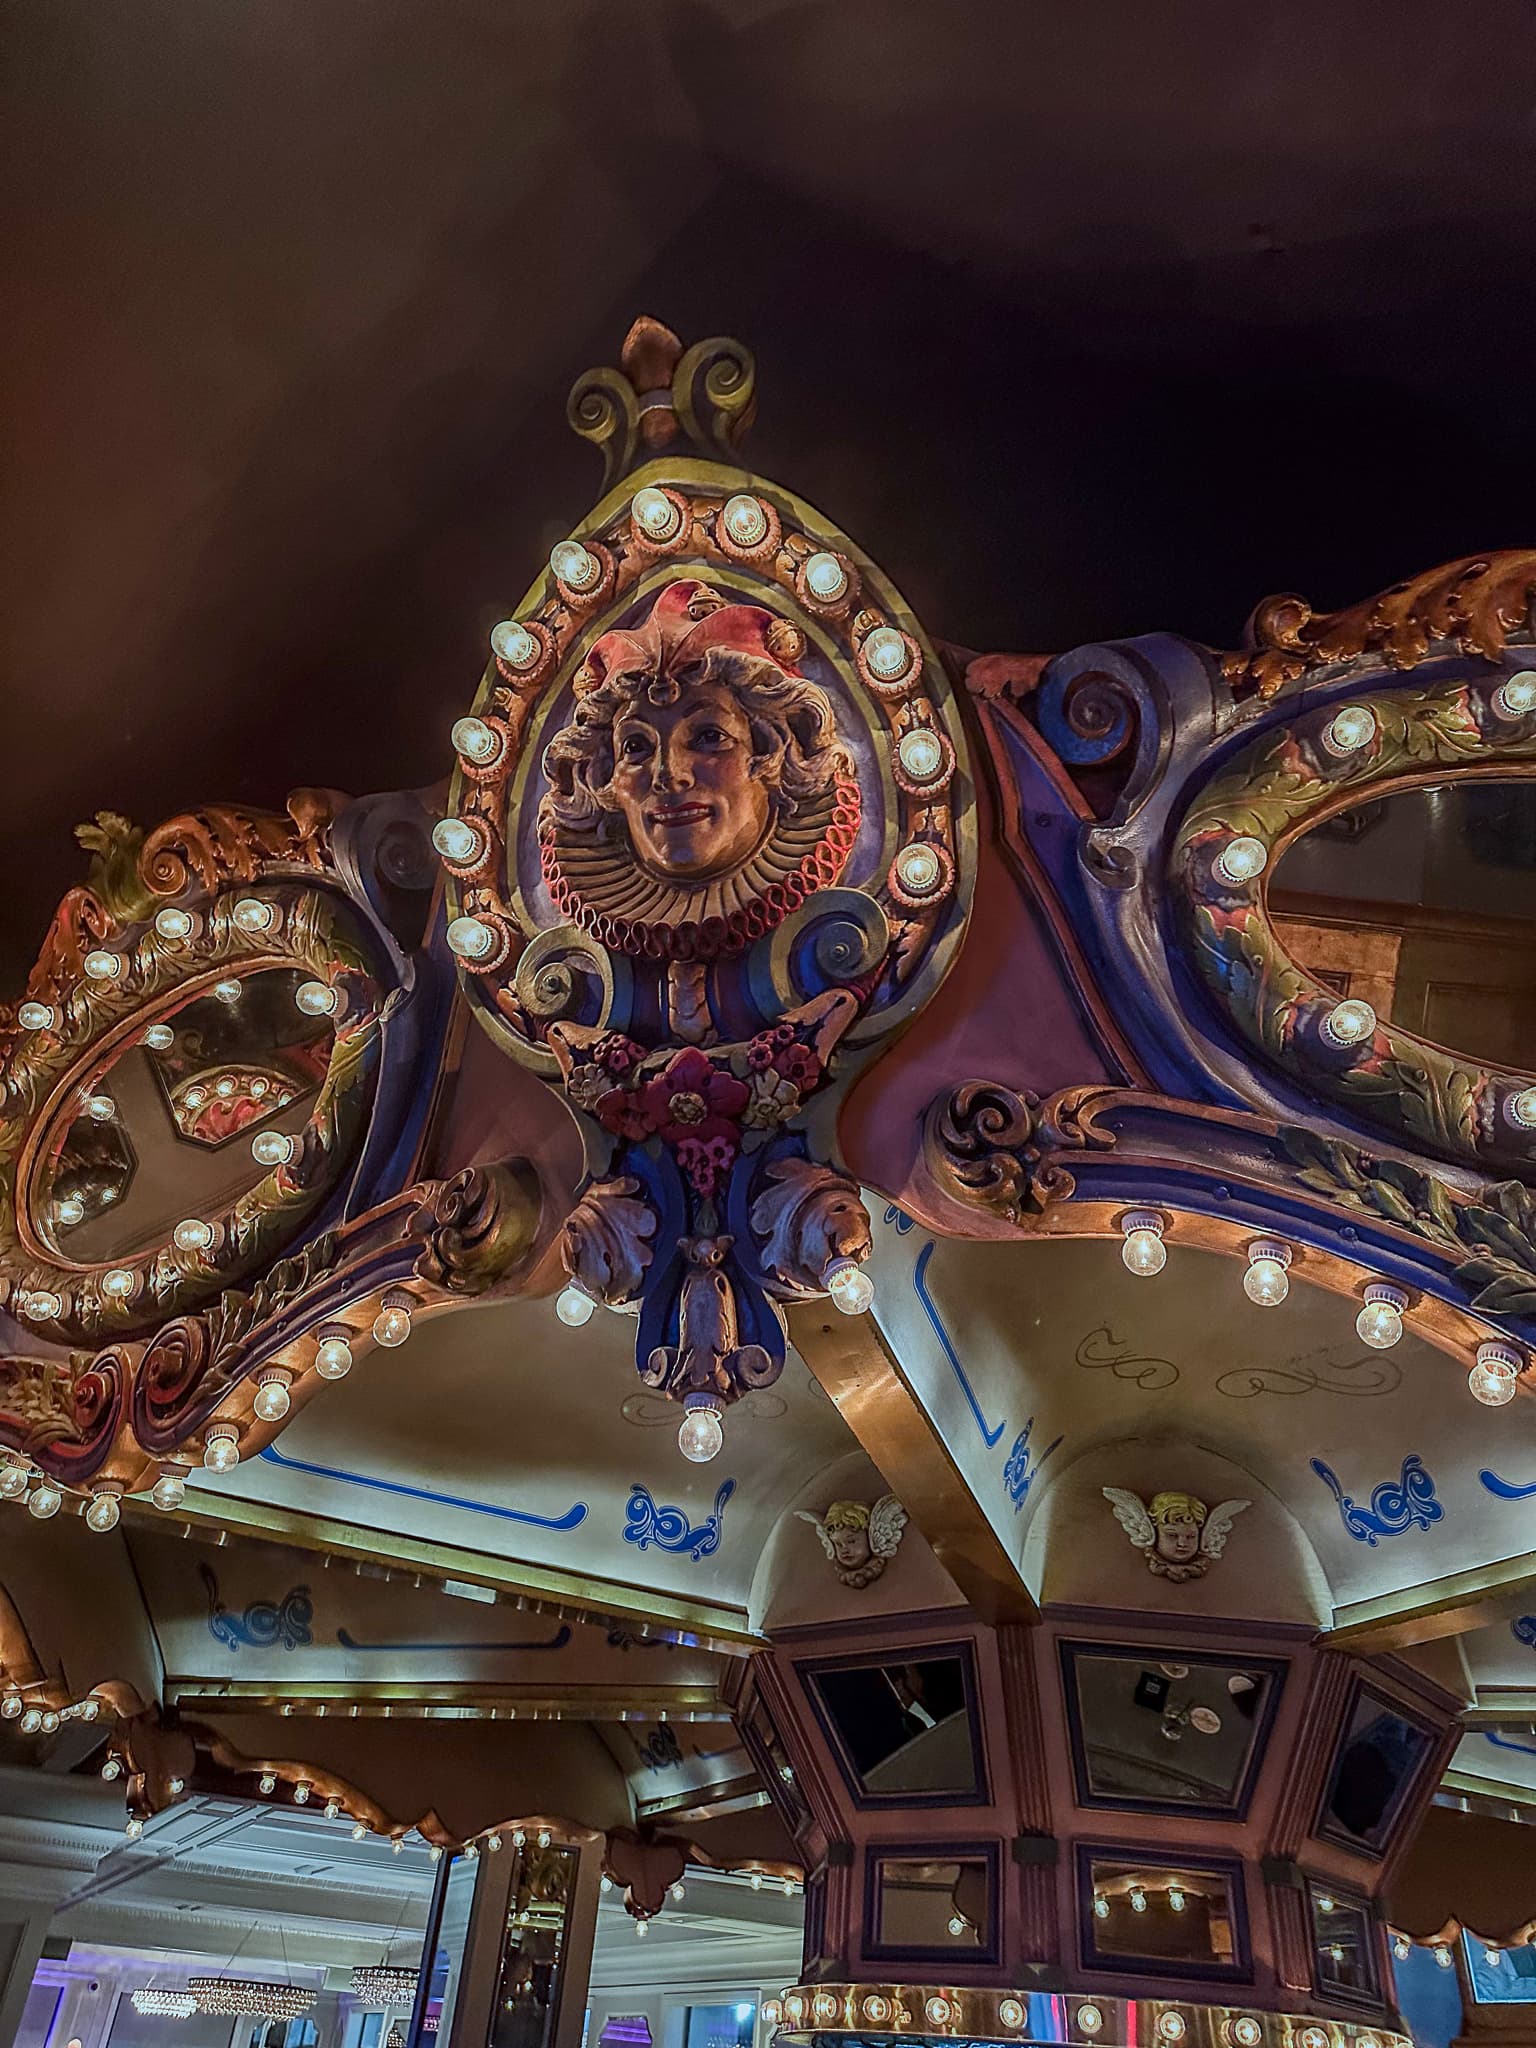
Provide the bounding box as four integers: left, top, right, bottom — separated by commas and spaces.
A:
923, 1080, 1076, 1227
410, 1161, 543, 1295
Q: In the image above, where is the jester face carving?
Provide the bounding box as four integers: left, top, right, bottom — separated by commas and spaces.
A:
610, 683, 771, 882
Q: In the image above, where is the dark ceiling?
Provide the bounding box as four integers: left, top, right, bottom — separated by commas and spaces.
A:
5, 0, 1536, 979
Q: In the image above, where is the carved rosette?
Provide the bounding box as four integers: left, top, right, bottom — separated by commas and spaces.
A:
923, 1081, 1078, 1228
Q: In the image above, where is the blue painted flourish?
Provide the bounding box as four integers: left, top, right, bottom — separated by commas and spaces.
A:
336, 1624, 571, 1653
1002, 1416, 1063, 1513
1310, 1453, 1442, 1546
913, 1240, 1006, 1448
257, 1443, 587, 1532
201, 1564, 313, 1653
623, 1479, 734, 1562
1480, 1466, 1536, 1501
883, 1204, 916, 1235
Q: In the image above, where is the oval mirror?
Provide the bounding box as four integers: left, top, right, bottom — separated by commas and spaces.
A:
1271, 780, 1536, 1069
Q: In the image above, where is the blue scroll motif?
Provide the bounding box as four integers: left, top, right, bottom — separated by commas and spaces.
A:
258, 1442, 586, 1531
624, 1479, 735, 1562
883, 1204, 916, 1235
1002, 1416, 1063, 1512
1310, 1453, 1442, 1546
201, 1564, 313, 1652
913, 1240, 1006, 1448
1480, 1466, 1536, 1502
1512, 1616, 1536, 1652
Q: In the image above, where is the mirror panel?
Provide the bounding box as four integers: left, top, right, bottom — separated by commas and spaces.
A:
868, 1852, 993, 1958
803, 1648, 984, 1805
1063, 1645, 1284, 1819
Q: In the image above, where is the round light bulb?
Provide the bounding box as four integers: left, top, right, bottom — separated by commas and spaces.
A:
315, 1336, 353, 1381
550, 539, 601, 592
451, 715, 502, 766
293, 1782, 311, 1805
78, 1696, 100, 1721
85, 1491, 121, 1533
98, 1753, 120, 1778
1121, 1211, 1168, 1276
1322, 998, 1377, 1047
252, 1129, 297, 1167
446, 915, 496, 961
1158, 2018, 1186, 2045
151, 1472, 185, 1512
25, 1291, 63, 1320
1393, 1937, 1412, 1961
632, 487, 681, 541
102, 1268, 135, 1298
1216, 835, 1268, 884
372, 1303, 412, 1348
253, 1374, 292, 1423
203, 1428, 241, 1473
87, 1093, 116, 1122
1469, 1340, 1521, 1406
1243, 1240, 1291, 1305
1168, 1885, 1186, 1912
491, 619, 540, 669
671, 1881, 685, 1902
353, 1822, 368, 1839
1435, 1947, 1453, 1969
897, 728, 945, 782
55, 1194, 85, 1227
18, 1002, 56, 1031
894, 842, 943, 896
488, 1832, 502, 1851
125, 1816, 143, 1839
803, 551, 849, 602
1077, 2008, 1103, 2035
432, 816, 484, 865
722, 494, 768, 546
83, 950, 123, 981
825, 1256, 874, 1315
143, 1023, 175, 1052
173, 1218, 214, 1254
295, 980, 339, 1017
1129, 1884, 1147, 1912
259, 1772, 277, 1794
863, 627, 913, 681
154, 907, 194, 940
999, 2002, 1025, 2032
325, 1798, 341, 1819
947, 1914, 967, 1937
212, 979, 241, 1005
677, 1398, 724, 1464
233, 897, 278, 934
27, 1481, 62, 1521
184, 1086, 207, 1108
555, 1284, 596, 1328
1325, 704, 1378, 754
1506, 1087, 1536, 1130
20, 1709, 42, 1734
1356, 1284, 1408, 1350
0, 1464, 31, 1501
0, 1694, 18, 1720
1494, 670, 1536, 718
214, 1076, 236, 1099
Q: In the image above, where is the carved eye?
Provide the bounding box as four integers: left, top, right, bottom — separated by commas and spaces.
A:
692, 724, 730, 748
618, 731, 652, 760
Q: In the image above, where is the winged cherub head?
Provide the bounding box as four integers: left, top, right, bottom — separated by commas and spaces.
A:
1102, 1486, 1250, 1583
796, 1493, 909, 1589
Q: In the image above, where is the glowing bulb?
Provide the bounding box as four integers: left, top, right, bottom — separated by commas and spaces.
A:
392, 1837, 404, 1855
102, 1268, 135, 1298
0, 1694, 17, 1720
173, 1218, 214, 1253
202, 1427, 241, 1473
215, 1076, 236, 1098
1129, 1885, 1147, 1912
1230, 2023, 1262, 2048
432, 816, 485, 865
722, 494, 768, 546
925, 1999, 953, 2027
863, 627, 913, 681
212, 979, 242, 1005
897, 727, 945, 783
1168, 1885, 1186, 1912
1324, 704, 1378, 754
154, 907, 194, 940
946, 1914, 967, 1937
41, 1710, 59, 1733
1093, 1893, 1110, 1919
632, 487, 682, 541
601, 1873, 614, 1894
293, 1782, 311, 1805
491, 619, 540, 669
1469, 1339, 1521, 1406
253, 1372, 292, 1422
1076, 2008, 1103, 2035
999, 2002, 1025, 2032
25, 1291, 63, 1320
252, 1129, 297, 1167
1434, 1946, 1453, 1969
1506, 1087, 1536, 1130
804, 551, 849, 602
126, 1816, 143, 1839
353, 1822, 368, 1839
83, 950, 123, 981
555, 1284, 595, 1327
487, 1832, 502, 1851
429, 1843, 442, 1861
824, 1256, 874, 1314
315, 1334, 353, 1381
1393, 1936, 1412, 1961
678, 1397, 724, 1464
18, 1001, 55, 1030
101, 1754, 121, 1779
537, 1829, 551, 1848
151, 1471, 185, 1512
1216, 835, 1268, 884
451, 715, 503, 766
1494, 670, 1536, 718
513, 1830, 526, 1846
894, 842, 943, 896
87, 1093, 116, 1122
635, 1917, 648, 1938
1486, 1948, 1504, 1967
20, 1709, 42, 1734
295, 979, 339, 1017
143, 1023, 175, 1052
1322, 997, 1376, 1046
550, 539, 601, 592
1121, 1210, 1167, 1276
85, 1490, 121, 1533
1356, 1283, 1408, 1350
446, 915, 496, 961
27, 1481, 62, 1520
325, 1798, 341, 1819
749, 1873, 763, 1892
671, 1882, 685, 1902
1158, 2017, 1186, 2044
0, 1463, 31, 1500
168, 1775, 185, 1796
79, 1697, 99, 1720
1243, 1239, 1291, 1305
184, 1086, 206, 1108
259, 1773, 277, 1794
372, 1301, 412, 1348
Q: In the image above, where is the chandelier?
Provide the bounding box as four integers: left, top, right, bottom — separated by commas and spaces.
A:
351, 1964, 420, 2003
188, 1977, 318, 2019
130, 1988, 197, 2018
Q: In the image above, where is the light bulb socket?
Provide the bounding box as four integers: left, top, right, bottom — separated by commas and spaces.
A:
1247, 1239, 1291, 1270
1362, 1282, 1409, 1313
1120, 1209, 1166, 1239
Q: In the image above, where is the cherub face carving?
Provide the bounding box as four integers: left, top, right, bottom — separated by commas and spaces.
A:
1102, 1486, 1250, 1583
1155, 1509, 1203, 1565
796, 1494, 908, 1590
610, 682, 771, 881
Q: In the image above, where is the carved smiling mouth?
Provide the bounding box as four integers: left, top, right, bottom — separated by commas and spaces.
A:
645, 802, 713, 829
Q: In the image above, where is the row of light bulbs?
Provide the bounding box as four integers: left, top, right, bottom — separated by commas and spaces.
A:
764, 1992, 1397, 2048
1117, 1213, 1529, 1405
1, 1687, 102, 1735
1093, 1879, 1197, 1916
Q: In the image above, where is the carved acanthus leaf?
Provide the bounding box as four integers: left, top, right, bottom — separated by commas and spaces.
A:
561, 1177, 657, 1307
749, 1156, 871, 1299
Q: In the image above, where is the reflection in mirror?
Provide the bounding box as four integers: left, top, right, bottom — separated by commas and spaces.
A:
1311, 1887, 1379, 2001
489, 1842, 578, 2048
871, 1855, 989, 1955
1272, 782, 1536, 1069
33, 967, 332, 1266
807, 1652, 980, 1802
1084, 1855, 1242, 1973
1065, 1647, 1280, 1817
1318, 1688, 1434, 1855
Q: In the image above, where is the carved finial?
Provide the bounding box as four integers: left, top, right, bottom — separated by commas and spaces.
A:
73, 812, 154, 926
568, 317, 756, 489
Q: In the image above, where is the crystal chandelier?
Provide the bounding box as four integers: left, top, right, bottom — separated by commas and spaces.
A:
130, 1988, 197, 2018
188, 1977, 318, 2019
350, 1964, 420, 2003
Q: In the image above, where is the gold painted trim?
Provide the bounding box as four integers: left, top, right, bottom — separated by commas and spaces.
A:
170, 1679, 728, 1718
788, 1302, 1037, 1626
1323, 1549, 1536, 1651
